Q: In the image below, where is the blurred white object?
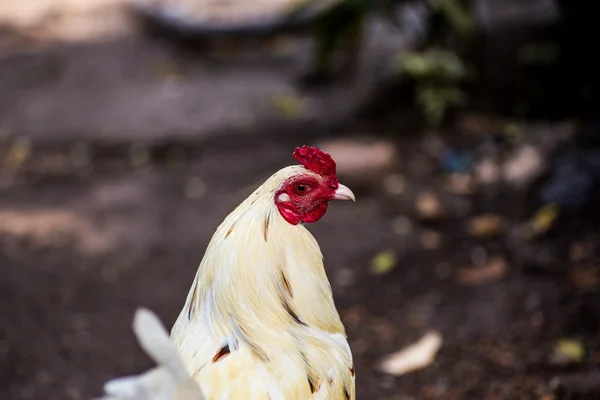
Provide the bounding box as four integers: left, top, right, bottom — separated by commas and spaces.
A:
378, 330, 443, 376
501, 145, 546, 188
99, 308, 205, 400
474, 0, 560, 29
130, 0, 343, 30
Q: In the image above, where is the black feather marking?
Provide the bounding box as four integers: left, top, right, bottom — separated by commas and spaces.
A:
263, 212, 270, 242
225, 222, 236, 239
300, 351, 321, 394
281, 271, 293, 298
236, 324, 270, 362
350, 365, 355, 377
283, 298, 306, 326
212, 344, 230, 363
344, 387, 351, 400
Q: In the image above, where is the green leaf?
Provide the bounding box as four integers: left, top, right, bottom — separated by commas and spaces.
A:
371, 250, 397, 275
555, 339, 585, 363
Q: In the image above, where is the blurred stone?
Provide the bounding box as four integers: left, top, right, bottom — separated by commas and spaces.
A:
335, 268, 356, 289
468, 214, 505, 238
502, 145, 546, 187
474, 157, 501, 185
342, 306, 366, 329
415, 191, 444, 221
419, 229, 442, 250
384, 173, 406, 196
317, 138, 398, 187
445, 173, 476, 195
391, 215, 413, 236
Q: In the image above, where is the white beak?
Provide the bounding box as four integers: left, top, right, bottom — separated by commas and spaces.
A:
333, 183, 356, 202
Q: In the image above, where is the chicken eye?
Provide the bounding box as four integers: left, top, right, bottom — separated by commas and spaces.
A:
294, 184, 308, 195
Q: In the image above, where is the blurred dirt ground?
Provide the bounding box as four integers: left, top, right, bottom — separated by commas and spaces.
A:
1, 2, 600, 400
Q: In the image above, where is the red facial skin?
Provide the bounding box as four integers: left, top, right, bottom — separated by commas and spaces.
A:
275, 174, 340, 225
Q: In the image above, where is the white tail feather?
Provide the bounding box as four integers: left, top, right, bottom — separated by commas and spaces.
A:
98, 308, 205, 400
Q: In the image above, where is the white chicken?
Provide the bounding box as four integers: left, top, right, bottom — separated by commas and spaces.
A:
171, 145, 356, 399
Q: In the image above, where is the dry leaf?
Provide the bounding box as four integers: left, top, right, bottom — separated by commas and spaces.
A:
468, 214, 505, 238
456, 256, 508, 285
568, 266, 600, 292
379, 331, 443, 376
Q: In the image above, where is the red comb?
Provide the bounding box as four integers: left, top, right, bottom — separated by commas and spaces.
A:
293, 145, 336, 178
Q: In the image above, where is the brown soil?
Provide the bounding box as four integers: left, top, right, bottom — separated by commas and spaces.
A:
1, 7, 600, 400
